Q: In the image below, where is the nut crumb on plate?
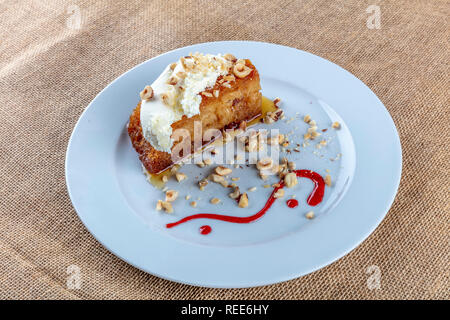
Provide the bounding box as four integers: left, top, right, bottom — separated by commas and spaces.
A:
210, 198, 221, 204
325, 174, 332, 187
305, 211, 315, 219
165, 190, 178, 202
238, 193, 249, 208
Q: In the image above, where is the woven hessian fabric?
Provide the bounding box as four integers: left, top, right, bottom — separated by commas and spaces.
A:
0, 0, 448, 299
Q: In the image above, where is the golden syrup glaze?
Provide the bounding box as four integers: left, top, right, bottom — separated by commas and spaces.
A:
146, 96, 277, 188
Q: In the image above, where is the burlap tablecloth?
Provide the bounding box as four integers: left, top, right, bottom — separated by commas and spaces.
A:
0, 0, 448, 300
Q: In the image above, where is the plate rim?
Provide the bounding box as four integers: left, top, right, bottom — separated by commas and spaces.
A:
65, 40, 402, 288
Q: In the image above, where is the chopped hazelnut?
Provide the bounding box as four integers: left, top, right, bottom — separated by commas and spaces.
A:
284, 172, 298, 188
305, 211, 315, 219
190, 201, 197, 208
233, 63, 252, 78
248, 186, 257, 192
167, 76, 178, 86
325, 174, 332, 187
288, 161, 296, 170
311, 131, 321, 139
159, 201, 173, 213
198, 178, 208, 189
165, 190, 178, 202
256, 157, 273, 171
303, 115, 311, 123
224, 53, 237, 62
273, 189, 285, 199
332, 121, 341, 129
238, 193, 249, 208
229, 186, 240, 199
140, 85, 154, 101
215, 166, 232, 176
175, 172, 187, 182
210, 198, 221, 205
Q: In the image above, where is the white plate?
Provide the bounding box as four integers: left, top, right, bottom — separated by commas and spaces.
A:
66, 41, 402, 288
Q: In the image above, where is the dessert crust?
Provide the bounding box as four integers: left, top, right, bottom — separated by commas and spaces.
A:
128, 60, 262, 174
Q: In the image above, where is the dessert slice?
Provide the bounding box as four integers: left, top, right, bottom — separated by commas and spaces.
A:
128, 53, 262, 174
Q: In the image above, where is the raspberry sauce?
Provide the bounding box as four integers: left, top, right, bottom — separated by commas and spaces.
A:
166, 169, 325, 234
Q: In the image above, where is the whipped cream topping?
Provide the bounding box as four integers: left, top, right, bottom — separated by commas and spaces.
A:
140, 53, 232, 153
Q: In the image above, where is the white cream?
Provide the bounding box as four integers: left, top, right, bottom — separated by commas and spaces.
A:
140, 53, 232, 153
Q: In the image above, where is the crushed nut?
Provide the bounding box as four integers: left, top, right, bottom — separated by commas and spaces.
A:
325, 174, 332, 187
210, 198, 221, 205
229, 186, 240, 199
210, 174, 224, 183
213, 89, 220, 98
248, 186, 257, 192
303, 115, 311, 123
203, 158, 212, 166
284, 172, 298, 188
198, 178, 208, 189
288, 161, 296, 170
231, 177, 240, 181
305, 211, 315, 219
273, 97, 282, 107
140, 85, 154, 101
185, 195, 191, 200
169, 62, 177, 70
190, 201, 197, 208
161, 91, 176, 107
233, 63, 252, 78
332, 121, 341, 129
238, 193, 249, 208
165, 190, 178, 202
256, 157, 273, 171
175, 172, 187, 182
215, 166, 232, 176
224, 53, 237, 62
156, 200, 163, 211
159, 201, 173, 213
273, 189, 285, 199
311, 131, 321, 139
167, 76, 178, 86
161, 175, 169, 183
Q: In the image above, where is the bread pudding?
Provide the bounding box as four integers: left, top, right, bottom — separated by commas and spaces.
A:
128, 53, 262, 174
